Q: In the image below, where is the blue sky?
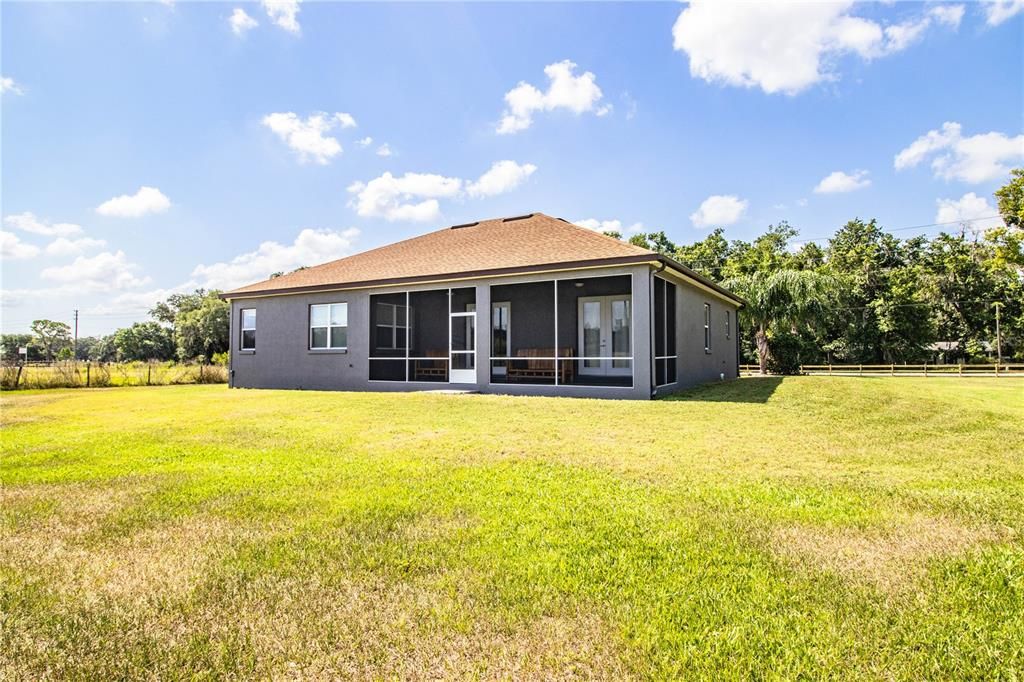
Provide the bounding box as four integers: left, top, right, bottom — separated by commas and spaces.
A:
2, 1, 1022, 335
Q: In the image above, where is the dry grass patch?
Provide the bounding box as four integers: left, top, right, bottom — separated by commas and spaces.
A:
1, 480, 243, 605
771, 514, 1013, 593
211, 575, 631, 680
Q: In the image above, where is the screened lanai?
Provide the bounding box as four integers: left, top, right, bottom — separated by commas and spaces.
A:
489, 274, 633, 387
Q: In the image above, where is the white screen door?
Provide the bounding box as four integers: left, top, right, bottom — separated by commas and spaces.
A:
578, 296, 631, 376
450, 304, 476, 384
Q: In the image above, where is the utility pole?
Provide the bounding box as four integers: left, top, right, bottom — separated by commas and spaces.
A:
73, 309, 79, 360
994, 302, 1003, 369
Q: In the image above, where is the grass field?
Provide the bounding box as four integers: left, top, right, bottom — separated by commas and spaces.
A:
2, 378, 1022, 679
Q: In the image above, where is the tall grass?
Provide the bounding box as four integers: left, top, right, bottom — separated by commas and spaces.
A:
0, 361, 227, 390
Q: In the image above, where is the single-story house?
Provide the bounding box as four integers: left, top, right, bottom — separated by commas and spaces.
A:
222, 213, 744, 399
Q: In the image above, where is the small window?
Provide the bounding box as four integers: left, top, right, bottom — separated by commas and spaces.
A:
240, 308, 256, 350
310, 303, 348, 350
703, 303, 711, 353
726, 310, 731, 340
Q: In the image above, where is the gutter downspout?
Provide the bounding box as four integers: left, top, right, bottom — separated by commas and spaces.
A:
650, 261, 667, 398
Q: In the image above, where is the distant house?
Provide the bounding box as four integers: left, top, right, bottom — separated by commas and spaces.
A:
222, 213, 743, 399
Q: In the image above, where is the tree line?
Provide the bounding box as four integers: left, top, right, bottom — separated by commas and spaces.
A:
617, 170, 1023, 372
1, 290, 229, 365
4, 171, 1021, 373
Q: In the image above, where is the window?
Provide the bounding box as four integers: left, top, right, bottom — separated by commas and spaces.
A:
240, 308, 256, 350
703, 303, 711, 353
654, 277, 677, 386
310, 303, 348, 350
375, 301, 408, 351
726, 309, 731, 340
491, 301, 511, 377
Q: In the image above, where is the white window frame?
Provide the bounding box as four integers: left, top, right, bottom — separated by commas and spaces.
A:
240, 308, 256, 351
310, 302, 348, 350
704, 303, 711, 353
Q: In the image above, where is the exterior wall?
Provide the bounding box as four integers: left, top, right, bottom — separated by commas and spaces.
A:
229, 264, 654, 400
652, 270, 741, 395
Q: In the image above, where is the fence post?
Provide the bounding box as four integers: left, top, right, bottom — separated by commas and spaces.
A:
86, 363, 90, 387
15, 365, 23, 389
199, 364, 204, 383
924, 362, 928, 377
858, 364, 863, 376
995, 362, 1000, 378
958, 363, 962, 377
828, 364, 832, 376
147, 364, 152, 386
891, 364, 895, 376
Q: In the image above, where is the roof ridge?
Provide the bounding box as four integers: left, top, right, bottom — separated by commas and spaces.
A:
541, 213, 656, 257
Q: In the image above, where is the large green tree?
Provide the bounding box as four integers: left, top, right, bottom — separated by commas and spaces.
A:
722, 269, 836, 374
113, 322, 175, 361
174, 293, 229, 361
995, 167, 1023, 228
30, 319, 72, 361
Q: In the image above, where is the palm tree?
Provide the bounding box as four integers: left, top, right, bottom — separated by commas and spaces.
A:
722, 270, 836, 374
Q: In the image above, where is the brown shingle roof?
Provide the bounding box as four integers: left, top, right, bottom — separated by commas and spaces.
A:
222, 212, 742, 304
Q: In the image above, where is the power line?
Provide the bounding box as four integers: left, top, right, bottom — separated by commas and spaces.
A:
787, 216, 1002, 246
824, 299, 1003, 313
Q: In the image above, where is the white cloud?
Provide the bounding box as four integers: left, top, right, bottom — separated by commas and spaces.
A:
191, 227, 360, 290
814, 169, 871, 194
262, 112, 360, 164
44, 236, 107, 257
622, 91, 638, 120
375, 143, 393, 157
261, 0, 300, 34
796, 198, 809, 207
356, 136, 373, 147
89, 284, 197, 315
466, 160, 537, 198
894, 122, 1024, 183
496, 60, 607, 134
1, 76, 24, 96
574, 219, 644, 235
1, 231, 40, 260
348, 161, 537, 221
935, 193, 1004, 231
930, 4, 966, 28
335, 112, 357, 129
40, 251, 150, 292
671, 1, 962, 95
984, 0, 1024, 26
690, 195, 748, 228
347, 173, 462, 222
4, 212, 84, 237
96, 186, 171, 218
229, 8, 258, 35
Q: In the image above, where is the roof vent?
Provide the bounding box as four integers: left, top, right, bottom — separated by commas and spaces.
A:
502, 213, 534, 223
450, 221, 479, 229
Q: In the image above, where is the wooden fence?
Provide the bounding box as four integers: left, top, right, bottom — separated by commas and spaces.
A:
740, 363, 1024, 377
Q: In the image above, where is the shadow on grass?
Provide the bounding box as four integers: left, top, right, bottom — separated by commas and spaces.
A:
661, 377, 783, 404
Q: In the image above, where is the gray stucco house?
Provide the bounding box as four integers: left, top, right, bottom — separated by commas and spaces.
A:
222, 213, 743, 399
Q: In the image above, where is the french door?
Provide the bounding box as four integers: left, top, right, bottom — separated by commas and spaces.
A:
578, 296, 631, 376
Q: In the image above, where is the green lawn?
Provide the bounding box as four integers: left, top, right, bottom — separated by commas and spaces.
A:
2, 378, 1022, 679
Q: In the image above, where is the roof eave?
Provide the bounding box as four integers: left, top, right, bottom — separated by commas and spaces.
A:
219, 254, 655, 300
